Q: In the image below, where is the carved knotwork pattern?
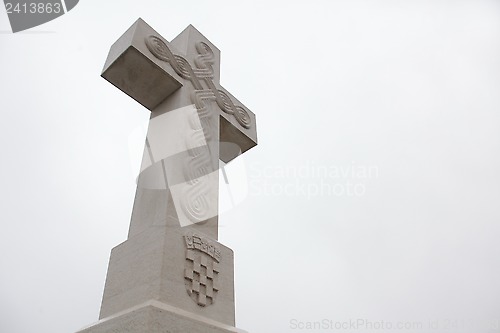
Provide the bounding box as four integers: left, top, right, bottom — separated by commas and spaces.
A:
145, 35, 252, 129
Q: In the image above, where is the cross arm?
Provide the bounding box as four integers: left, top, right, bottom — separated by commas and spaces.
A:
101, 18, 183, 110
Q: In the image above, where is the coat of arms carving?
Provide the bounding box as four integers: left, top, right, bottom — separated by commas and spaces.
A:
184, 233, 221, 307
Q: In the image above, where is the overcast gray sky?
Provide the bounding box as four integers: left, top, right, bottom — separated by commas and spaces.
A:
1, 1, 500, 332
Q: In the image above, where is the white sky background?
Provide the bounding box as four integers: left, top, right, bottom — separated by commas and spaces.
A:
1, 0, 500, 332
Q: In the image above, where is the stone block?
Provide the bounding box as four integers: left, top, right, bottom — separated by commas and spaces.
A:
77, 300, 247, 333
101, 18, 182, 110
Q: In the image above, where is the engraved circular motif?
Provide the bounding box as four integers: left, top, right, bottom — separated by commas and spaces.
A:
234, 106, 252, 129
145, 35, 171, 62
182, 187, 210, 223
217, 90, 234, 115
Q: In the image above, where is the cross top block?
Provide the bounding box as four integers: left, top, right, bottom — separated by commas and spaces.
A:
101, 18, 257, 163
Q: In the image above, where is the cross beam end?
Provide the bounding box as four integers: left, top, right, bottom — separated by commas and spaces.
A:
101, 18, 183, 111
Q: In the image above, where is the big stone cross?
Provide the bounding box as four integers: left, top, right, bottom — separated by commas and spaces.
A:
102, 18, 257, 240
78, 19, 256, 331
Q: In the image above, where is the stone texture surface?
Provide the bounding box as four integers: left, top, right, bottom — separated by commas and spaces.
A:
77, 301, 247, 333
99, 227, 236, 326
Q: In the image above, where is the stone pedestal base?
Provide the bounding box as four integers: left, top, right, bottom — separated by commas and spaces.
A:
76, 300, 247, 333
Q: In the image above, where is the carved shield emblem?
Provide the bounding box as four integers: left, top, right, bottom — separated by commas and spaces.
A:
184, 234, 221, 307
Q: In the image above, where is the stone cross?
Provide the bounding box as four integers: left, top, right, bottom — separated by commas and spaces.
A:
76, 19, 256, 333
